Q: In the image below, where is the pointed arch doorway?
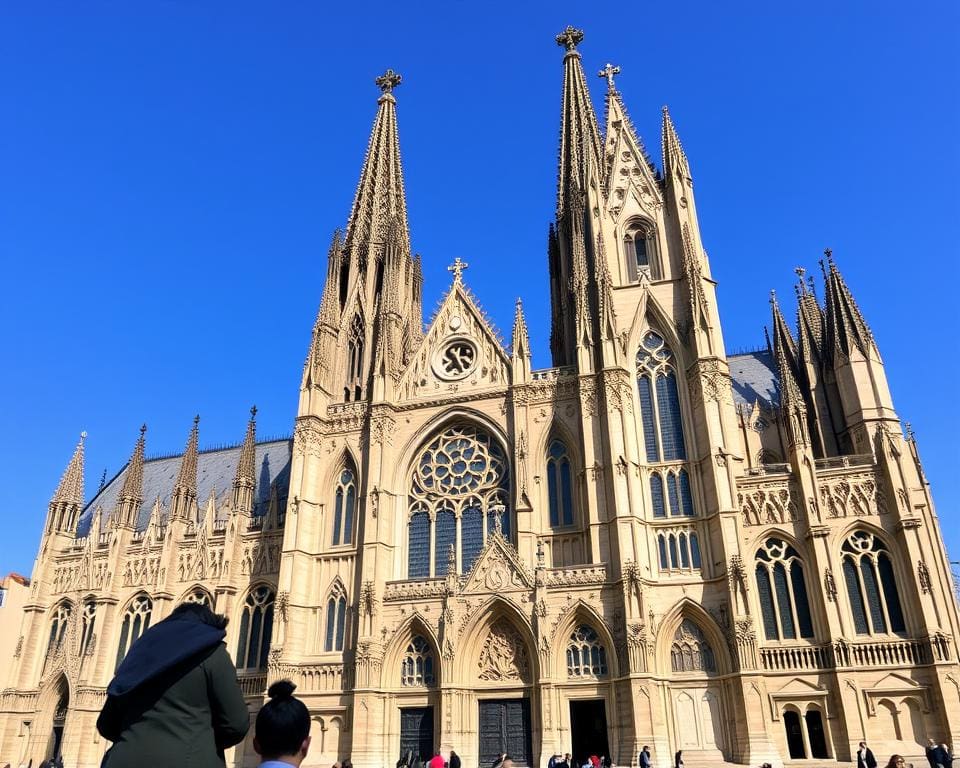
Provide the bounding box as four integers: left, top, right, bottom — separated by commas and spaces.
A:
666, 620, 727, 757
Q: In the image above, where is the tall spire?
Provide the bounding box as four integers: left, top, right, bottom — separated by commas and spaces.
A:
555, 25, 603, 219
771, 295, 808, 448
235, 406, 257, 488
769, 289, 799, 377
47, 431, 86, 534
344, 69, 410, 259
171, 416, 200, 520
822, 250, 874, 359
51, 431, 86, 508
661, 105, 691, 182
794, 266, 825, 367
115, 425, 147, 528
511, 298, 531, 359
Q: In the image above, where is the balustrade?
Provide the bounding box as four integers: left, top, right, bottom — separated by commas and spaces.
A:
759, 636, 946, 672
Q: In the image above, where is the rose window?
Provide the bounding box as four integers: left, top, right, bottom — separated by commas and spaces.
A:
434, 338, 478, 380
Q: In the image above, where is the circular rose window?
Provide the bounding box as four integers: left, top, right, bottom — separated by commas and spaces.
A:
433, 338, 478, 380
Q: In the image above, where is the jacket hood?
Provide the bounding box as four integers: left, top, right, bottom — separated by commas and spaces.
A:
108, 612, 226, 697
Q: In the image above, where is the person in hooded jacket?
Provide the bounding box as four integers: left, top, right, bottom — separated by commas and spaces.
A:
96, 601, 249, 768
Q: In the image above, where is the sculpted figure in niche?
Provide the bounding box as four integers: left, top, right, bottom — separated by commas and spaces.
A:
478, 619, 529, 682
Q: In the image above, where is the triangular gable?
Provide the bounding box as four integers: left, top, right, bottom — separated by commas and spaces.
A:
776, 677, 826, 695
461, 532, 534, 594
397, 278, 510, 400
604, 93, 662, 221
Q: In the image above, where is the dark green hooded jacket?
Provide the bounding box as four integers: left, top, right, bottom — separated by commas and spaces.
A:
97, 610, 249, 768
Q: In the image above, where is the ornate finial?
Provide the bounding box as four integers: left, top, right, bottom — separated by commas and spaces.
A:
823, 247, 834, 264
556, 25, 584, 51
250, 405, 258, 421
375, 69, 402, 95
140, 423, 147, 436
769, 289, 777, 304
598, 63, 620, 89
80, 430, 88, 441
447, 257, 469, 283
905, 422, 915, 441
794, 267, 806, 279
193, 414, 200, 426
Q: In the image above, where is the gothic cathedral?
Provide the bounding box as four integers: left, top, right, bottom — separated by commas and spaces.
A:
2, 27, 958, 768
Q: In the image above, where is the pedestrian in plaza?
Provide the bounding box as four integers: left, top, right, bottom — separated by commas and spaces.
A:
674, 750, 684, 768
97, 602, 248, 768
930, 741, 942, 768
938, 744, 954, 768
883, 755, 905, 768
252, 679, 311, 768
428, 751, 444, 768
858, 742, 878, 768
449, 750, 461, 768
639, 746, 652, 768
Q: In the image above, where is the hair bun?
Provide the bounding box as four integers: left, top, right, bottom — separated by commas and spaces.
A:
267, 679, 297, 700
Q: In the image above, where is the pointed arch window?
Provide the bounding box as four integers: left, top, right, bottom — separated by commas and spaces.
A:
345, 315, 364, 402
670, 619, 716, 673
624, 220, 658, 282
236, 585, 274, 670
546, 439, 574, 527
657, 528, 701, 572
841, 531, 905, 635
324, 585, 348, 653
332, 466, 357, 546
407, 424, 510, 578
47, 603, 72, 657
115, 595, 152, 671
401, 635, 436, 687
755, 538, 814, 641
637, 332, 687, 462
567, 624, 608, 678
649, 467, 694, 517
184, 588, 212, 607
80, 600, 97, 657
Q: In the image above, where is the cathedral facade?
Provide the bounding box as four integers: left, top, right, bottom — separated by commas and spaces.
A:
2, 27, 958, 768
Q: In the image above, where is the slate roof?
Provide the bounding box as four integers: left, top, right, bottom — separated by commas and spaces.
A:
728, 350, 780, 409
76, 438, 292, 535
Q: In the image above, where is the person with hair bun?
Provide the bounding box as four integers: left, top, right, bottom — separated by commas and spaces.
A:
254, 679, 312, 767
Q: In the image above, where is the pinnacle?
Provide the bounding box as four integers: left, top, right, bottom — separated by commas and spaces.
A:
51, 431, 86, 507
118, 424, 147, 506
512, 298, 530, 357
661, 105, 689, 177
173, 415, 200, 498
823, 250, 873, 358
235, 406, 257, 488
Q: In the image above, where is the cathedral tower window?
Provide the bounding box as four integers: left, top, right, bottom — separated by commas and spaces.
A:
401, 635, 435, 686
236, 585, 274, 670
47, 602, 72, 657
649, 467, 694, 517
546, 439, 574, 527
345, 315, 364, 402
624, 220, 658, 282
332, 465, 357, 546
670, 619, 716, 673
115, 594, 152, 671
637, 332, 687, 462
407, 424, 510, 578
566, 624, 608, 678
80, 600, 97, 657
657, 528, 702, 572
324, 584, 348, 653
755, 538, 814, 641
841, 531, 905, 635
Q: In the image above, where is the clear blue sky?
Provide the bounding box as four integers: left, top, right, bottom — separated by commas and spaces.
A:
2, 2, 958, 577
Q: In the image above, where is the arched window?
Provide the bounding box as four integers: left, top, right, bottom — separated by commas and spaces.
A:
345, 315, 364, 402
657, 529, 702, 572
755, 538, 814, 641
401, 635, 435, 686
332, 466, 357, 546
546, 440, 574, 527
566, 624, 608, 677
624, 220, 658, 282
236, 585, 274, 670
324, 586, 348, 653
115, 595, 152, 671
841, 531, 906, 635
80, 600, 97, 657
637, 332, 686, 462
649, 467, 694, 517
184, 588, 212, 607
670, 619, 716, 673
47, 603, 72, 657
407, 424, 510, 577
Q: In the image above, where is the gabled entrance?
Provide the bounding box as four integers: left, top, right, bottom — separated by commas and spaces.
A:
569, 699, 610, 764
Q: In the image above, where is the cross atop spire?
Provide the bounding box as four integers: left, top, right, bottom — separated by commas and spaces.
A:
447, 257, 469, 284
598, 63, 620, 90
375, 69, 402, 97
556, 25, 584, 52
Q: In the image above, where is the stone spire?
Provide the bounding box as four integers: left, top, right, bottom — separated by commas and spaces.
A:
822, 250, 874, 360
794, 267, 825, 368
47, 432, 86, 534
769, 289, 799, 378
233, 406, 257, 513
171, 416, 200, 520
661, 105, 691, 183
771, 294, 808, 448
555, 26, 603, 219
511, 298, 531, 359
344, 69, 410, 260
115, 425, 147, 528
51, 432, 86, 508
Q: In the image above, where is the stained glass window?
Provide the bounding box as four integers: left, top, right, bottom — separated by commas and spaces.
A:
407, 424, 510, 577
401, 635, 436, 686
116, 594, 152, 671
651, 473, 666, 518
323, 585, 347, 653
567, 625, 608, 677
547, 440, 574, 527
332, 467, 356, 546
47, 603, 71, 657
637, 333, 687, 463
842, 531, 906, 635
657, 527, 702, 573
754, 538, 814, 641
237, 585, 274, 669
670, 620, 716, 673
